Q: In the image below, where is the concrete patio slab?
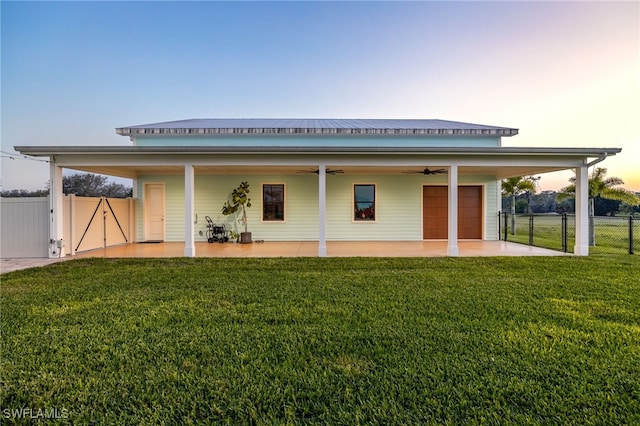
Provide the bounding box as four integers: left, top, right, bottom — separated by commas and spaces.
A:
1, 241, 567, 274
71, 241, 567, 259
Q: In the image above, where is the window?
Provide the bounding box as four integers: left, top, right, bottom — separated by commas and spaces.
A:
263, 184, 285, 221
354, 184, 375, 221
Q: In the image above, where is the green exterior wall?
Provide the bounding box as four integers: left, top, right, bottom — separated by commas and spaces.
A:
133, 135, 501, 148
136, 174, 499, 242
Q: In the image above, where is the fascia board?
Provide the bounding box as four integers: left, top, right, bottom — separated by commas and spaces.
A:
14, 145, 621, 156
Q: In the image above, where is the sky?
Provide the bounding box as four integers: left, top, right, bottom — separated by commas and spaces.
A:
2, 1, 639, 192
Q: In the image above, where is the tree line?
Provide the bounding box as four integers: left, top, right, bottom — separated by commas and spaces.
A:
502, 168, 640, 217
503, 190, 639, 216
1, 173, 132, 198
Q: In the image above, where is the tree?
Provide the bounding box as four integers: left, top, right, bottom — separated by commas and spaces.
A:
63, 173, 132, 198
221, 181, 252, 235
594, 197, 621, 217
558, 167, 640, 245
618, 193, 640, 216
502, 176, 539, 234
556, 198, 574, 215
529, 190, 558, 214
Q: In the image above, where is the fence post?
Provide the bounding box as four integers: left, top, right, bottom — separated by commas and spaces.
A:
498, 211, 501, 241
503, 212, 509, 241
630, 216, 634, 255
562, 213, 568, 253
529, 215, 534, 246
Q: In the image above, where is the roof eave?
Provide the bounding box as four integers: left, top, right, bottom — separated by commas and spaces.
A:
14, 146, 621, 157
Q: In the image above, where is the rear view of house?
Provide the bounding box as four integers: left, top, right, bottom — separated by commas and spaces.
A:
16, 118, 620, 257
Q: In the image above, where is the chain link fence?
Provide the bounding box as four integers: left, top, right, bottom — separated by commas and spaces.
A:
499, 212, 638, 255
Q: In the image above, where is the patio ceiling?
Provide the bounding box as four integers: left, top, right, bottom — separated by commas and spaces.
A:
63, 164, 572, 181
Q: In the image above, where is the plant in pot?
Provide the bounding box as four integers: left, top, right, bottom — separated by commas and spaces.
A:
221, 181, 252, 244
228, 230, 240, 243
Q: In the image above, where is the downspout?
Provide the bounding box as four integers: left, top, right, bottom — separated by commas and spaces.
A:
586, 152, 608, 168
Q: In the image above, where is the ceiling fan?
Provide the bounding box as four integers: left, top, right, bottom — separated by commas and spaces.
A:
403, 167, 448, 175
296, 168, 345, 175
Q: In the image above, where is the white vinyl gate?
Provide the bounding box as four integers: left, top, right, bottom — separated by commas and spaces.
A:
63, 195, 135, 255
0, 197, 50, 258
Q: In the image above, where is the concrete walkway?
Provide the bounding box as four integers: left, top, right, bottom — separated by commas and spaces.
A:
1, 258, 68, 274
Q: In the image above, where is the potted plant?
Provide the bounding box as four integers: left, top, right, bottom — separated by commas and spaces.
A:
228, 230, 240, 243
222, 181, 252, 244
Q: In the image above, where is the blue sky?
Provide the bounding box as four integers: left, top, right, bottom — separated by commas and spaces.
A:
2, 1, 638, 191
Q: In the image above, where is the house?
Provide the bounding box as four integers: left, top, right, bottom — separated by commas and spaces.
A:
15, 119, 620, 258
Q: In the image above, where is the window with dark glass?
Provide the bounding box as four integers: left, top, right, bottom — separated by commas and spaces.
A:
354, 184, 375, 221
263, 184, 284, 221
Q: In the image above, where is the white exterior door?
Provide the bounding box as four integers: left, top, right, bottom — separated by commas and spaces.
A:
144, 183, 165, 241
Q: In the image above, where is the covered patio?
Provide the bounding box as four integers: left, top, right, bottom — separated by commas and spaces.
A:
15, 146, 619, 259
14, 118, 621, 259
71, 240, 567, 258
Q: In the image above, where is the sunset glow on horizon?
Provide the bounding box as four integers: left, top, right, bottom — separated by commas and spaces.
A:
2, 1, 638, 192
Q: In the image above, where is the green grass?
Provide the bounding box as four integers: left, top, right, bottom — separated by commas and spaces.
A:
507, 215, 639, 254
2, 257, 639, 424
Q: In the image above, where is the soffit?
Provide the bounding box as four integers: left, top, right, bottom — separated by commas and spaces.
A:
63, 164, 573, 181
14, 145, 621, 181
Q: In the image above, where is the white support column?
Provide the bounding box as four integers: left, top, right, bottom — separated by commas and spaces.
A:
130, 179, 138, 243
447, 164, 459, 256
184, 164, 196, 257
128, 197, 136, 243
49, 163, 65, 258
318, 164, 327, 257
574, 166, 589, 256
496, 179, 502, 241
69, 194, 77, 256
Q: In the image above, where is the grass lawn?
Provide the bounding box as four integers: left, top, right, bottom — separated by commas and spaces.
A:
2, 257, 639, 424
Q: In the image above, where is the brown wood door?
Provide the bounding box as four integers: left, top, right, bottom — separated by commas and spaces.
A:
423, 186, 483, 239
458, 186, 482, 239
423, 186, 448, 239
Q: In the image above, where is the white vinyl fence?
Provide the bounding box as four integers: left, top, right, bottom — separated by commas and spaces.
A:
0, 197, 50, 258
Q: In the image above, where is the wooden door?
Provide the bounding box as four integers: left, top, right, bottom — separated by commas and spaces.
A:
458, 186, 482, 239
144, 183, 165, 241
423, 186, 448, 239
423, 186, 483, 239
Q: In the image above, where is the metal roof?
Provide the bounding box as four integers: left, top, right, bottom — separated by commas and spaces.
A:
115, 119, 519, 137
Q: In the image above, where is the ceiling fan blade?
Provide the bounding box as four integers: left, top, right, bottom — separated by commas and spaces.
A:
403, 168, 448, 175
296, 168, 344, 175
430, 168, 447, 174
422, 168, 448, 175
